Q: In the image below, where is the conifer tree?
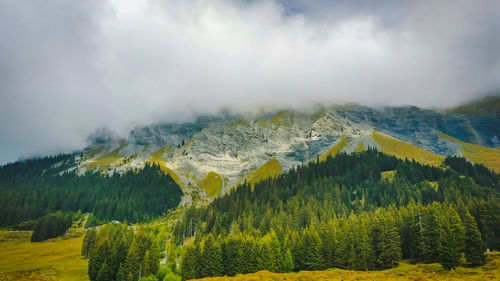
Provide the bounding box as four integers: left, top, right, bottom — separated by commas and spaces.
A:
437, 207, 465, 270
463, 211, 486, 266
199, 234, 223, 277
257, 234, 274, 271
82, 228, 98, 258
377, 212, 402, 268
300, 226, 323, 271
123, 238, 143, 281
181, 244, 199, 281
421, 204, 441, 263
222, 234, 243, 276
240, 235, 258, 274
96, 261, 112, 281
88, 240, 108, 281
356, 216, 375, 271
141, 250, 152, 277
116, 263, 125, 281
282, 249, 294, 272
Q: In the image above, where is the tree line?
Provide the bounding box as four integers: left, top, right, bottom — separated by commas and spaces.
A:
174, 150, 499, 279
29, 211, 74, 242
0, 157, 183, 226
180, 201, 487, 280
82, 223, 163, 281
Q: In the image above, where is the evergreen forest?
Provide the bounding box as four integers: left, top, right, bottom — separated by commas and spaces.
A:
0, 154, 183, 226
173, 150, 499, 280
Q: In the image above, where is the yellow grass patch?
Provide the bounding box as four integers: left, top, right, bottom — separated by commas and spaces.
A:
246, 158, 283, 185
84, 145, 104, 159
354, 142, 365, 153
319, 137, 348, 162
270, 111, 294, 129
446, 96, 499, 117
0, 230, 88, 281
146, 146, 183, 187
435, 131, 500, 173
372, 131, 444, 166
197, 172, 223, 199
234, 119, 250, 128
191, 252, 500, 281
381, 170, 396, 182
88, 140, 127, 171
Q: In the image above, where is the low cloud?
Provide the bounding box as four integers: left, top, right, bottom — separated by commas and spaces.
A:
1, 0, 499, 163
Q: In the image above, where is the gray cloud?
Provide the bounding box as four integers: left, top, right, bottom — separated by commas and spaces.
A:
1, 0, 499, 163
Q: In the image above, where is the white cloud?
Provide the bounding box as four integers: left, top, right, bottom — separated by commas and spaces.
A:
0, 0, 499, 163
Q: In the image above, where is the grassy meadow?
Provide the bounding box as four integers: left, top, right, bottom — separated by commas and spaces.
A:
192, 252, 500, 281
0, 230, 88, 281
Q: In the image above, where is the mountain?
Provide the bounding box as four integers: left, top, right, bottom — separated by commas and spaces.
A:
73, 97, 500, 201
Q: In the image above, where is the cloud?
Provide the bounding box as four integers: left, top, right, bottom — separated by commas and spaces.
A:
1, 0, 499, 163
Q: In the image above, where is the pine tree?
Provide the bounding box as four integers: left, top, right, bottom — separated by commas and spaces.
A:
123, 238, 142, 281
181, 244, 199, 281
199, 234, 223, 277
437, 207, 465, 270
88, 240, 108, 281
282, 249, 294, 272
356, 216, 375, 271
141, 250, 152, 277
82, 228, 98, 260
116, 263, 125, 281
377, 213, 402, 268
257, 234, 275, 271
96, 261, 112, 281
300, 226, 323, 271
240, 235, 258, 274
222, 234, 243, 276
421, 203, 441, 263
463, 211, 486, 266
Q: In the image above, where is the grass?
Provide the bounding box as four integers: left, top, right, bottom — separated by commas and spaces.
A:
435, 131, 500, 173
245, 158, 283, 185
197, 172, 223, 199
372, 131, 444, 166
234, 119, 250, 128
0, 230, 88, 281
446, 96, 499, 117
88, 140, 127, 171
319, 137, 348, 162
381, 170, 396, 182
83, 145, 104, 159
191, 252, 500, 281
354, 142, 365, 153
270, 111, 294, 129
146, 146, 184, 187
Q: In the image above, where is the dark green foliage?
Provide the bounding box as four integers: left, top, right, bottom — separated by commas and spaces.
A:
437, 207, 465, 270
0, 160, 183, 226
85, 223, 160, 281
181, 244, 199, 281
199, 234, 224, 277
176, 151, 499, 278
82, 228, 98, 258
463, 211, 486, 266
222, 234, 244, 276
30, 211, 73, 242
374, 211, 401, 268
294, 226, 323, 271
96, 261, 113, 281
444, 156, 499, 189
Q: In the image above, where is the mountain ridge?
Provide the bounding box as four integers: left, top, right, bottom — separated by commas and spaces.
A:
30, 98, 500, 201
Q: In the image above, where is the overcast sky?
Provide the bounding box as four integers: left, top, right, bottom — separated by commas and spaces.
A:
1, 0, 499, 164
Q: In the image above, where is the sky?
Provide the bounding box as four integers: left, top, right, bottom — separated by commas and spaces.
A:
1, 0, 500, 164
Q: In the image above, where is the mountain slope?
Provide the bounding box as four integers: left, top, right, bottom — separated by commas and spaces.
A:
63, 99, 499, 200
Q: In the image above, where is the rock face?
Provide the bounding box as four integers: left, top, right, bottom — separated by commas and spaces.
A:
77, 99, 500, 199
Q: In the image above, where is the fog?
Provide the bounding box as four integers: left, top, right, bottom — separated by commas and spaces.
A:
1, 0, 499, 163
